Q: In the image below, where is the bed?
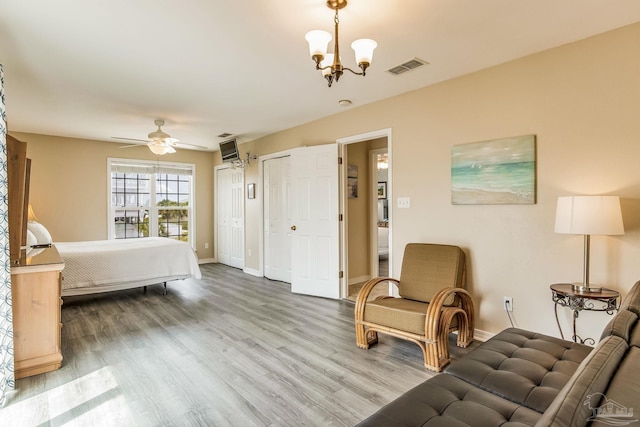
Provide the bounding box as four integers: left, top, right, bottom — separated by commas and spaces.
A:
55, 237, 202, 296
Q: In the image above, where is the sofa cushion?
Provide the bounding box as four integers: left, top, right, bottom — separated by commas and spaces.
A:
599, 309, 638, 342
629, 320, 640, 348
619, 280, 640, 316
355, 373, 541, 427
534, 335, 629, 427
444, 328, 592, 413
589, 346, 640, 426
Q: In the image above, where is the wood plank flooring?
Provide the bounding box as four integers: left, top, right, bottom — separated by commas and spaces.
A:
1, 263, 479, 427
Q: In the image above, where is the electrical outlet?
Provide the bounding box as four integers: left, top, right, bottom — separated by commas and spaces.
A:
204, 242, 209, 249
503, 296, 513, 312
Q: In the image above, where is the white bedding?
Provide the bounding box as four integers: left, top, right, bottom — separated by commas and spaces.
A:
56, 237, 202, 296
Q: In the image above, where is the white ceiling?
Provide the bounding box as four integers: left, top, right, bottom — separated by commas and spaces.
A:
2, 0, 640, 152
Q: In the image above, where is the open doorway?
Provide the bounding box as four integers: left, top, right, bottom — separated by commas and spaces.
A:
342, 133, 391, 301
373, 149, 389, 278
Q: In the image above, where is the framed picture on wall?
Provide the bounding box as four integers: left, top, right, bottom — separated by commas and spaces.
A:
348, 177, 358, 199
377, 182, 387, 199
348, 164, 358, 199
451, 134, 536, 205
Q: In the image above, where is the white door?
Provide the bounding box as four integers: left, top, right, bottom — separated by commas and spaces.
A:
216, 167, 244, 269
264, 156, 292, 282
290, 144, 340, 299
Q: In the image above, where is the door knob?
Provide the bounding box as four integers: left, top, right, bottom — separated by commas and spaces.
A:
290, 225, 297, 231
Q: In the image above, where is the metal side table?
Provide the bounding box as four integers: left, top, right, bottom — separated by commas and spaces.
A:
550, 283, 619, 345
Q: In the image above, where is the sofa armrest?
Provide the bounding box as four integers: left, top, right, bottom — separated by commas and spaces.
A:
535, 335, 629, 427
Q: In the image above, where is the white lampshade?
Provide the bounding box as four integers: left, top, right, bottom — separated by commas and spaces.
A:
351, 38, 377, 65
554, 195, 624, 236
305, 30, 332, 58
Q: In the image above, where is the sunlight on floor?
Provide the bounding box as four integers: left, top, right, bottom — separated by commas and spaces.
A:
1, 366, 134, 425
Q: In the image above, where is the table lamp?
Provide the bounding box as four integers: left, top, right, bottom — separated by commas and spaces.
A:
554, 195, 624, 292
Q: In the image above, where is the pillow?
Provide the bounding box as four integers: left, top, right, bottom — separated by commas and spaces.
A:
27, 220, 52, 245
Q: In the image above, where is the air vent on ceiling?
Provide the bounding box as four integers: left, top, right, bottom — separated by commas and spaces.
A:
386, 58, 428, 75
217, 132, 233, 138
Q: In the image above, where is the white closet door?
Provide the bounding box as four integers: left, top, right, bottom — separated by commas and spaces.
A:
264, 156, 292, 283
216, 167, 244, 269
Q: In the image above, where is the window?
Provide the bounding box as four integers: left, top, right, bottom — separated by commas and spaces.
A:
108, 159, 195, 245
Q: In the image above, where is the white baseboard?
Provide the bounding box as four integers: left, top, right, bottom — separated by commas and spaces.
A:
243, 267, 262, 277
198, 258, 216, 264
473, 329, 495, 342
348, 275, 372, 286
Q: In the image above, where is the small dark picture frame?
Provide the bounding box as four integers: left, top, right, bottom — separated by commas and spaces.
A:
377, 182, 387, 199
247, 183, 256, 199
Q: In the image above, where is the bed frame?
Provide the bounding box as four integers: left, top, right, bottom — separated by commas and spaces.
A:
56, 237, 202, 297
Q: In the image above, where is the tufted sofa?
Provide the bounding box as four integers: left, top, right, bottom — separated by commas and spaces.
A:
356, 281, 640, 427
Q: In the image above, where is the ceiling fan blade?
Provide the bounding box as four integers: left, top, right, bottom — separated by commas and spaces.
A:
113, 137, 150, 144
174, 142, 209, 150
119, 144, 145, 149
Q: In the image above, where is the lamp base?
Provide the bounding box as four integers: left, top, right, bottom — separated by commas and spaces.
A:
571, 283, 602, 293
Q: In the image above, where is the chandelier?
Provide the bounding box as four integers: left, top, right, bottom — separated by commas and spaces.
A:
305, 0, 377, 87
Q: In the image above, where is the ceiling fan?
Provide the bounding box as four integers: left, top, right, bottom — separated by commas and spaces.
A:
113, 119, 207, 155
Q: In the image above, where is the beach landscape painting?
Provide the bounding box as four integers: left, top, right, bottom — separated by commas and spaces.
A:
451, 135, 536, 205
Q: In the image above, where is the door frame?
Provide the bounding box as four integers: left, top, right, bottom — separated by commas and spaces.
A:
337, 128, 393, 298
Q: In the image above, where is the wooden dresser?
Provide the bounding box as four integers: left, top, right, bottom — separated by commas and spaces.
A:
11, 246, 65, 379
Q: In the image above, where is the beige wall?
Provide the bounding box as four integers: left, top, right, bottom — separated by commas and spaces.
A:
13, 23, 640, 337
240, 23, 640, 336
14, 132, 216, 259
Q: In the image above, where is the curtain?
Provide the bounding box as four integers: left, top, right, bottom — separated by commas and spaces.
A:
0, 63, 14, 406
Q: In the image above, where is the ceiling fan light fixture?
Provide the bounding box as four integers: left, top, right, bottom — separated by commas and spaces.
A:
116, 119, 205, 154
148, 142, 175, 156
147, 119, 172, 142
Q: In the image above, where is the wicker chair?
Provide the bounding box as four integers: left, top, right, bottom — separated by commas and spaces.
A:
355, 243, 474, 372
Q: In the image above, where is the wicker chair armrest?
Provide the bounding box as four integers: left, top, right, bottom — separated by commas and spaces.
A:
424, 287, 475, 340
354, 277, 399, 322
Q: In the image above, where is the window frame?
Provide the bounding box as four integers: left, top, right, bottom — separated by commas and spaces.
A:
107, 158, 196, 247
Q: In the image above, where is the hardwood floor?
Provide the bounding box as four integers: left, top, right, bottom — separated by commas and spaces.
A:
2, 263, 479, 426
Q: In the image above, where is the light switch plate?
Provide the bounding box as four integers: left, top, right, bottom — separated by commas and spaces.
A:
397, 197, 410, 208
